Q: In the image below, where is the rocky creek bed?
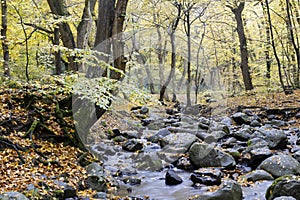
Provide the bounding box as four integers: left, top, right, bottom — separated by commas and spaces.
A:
2, 100, 300, 200
81, 103, 300, 200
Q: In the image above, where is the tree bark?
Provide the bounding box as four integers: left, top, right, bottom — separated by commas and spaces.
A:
229, 2, 254, 90
94, 0, 115, 64
47, 0, 77, 71
111, 0, 129, 80
1, 0, 10, 78
159, 3, 181, 102
77, 0, 95, 49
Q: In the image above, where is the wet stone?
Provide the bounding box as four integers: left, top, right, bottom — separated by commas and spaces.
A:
258, 155, 300, 178
122, 139, 144, 152
231, 112, 251, 125
190, 168, 222, 186
165, 170, 183, 185
123, 177, 142, 185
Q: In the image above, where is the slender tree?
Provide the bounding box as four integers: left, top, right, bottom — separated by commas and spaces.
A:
1, 0, 10, 78
159, 2, 181, 102
227, 1, 254, 90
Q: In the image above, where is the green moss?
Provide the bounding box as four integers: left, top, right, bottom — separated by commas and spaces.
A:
265, 175, 293, 200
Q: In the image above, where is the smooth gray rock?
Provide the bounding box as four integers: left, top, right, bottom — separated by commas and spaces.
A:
0, 192, 29, 200
233, 127, 252, 140
147, 128, 171, 143
190, 180, 243, 200
136, 152, 163, 171
231, 112, 251, 125
252, 129, 287, 149
266, 176, 300, 200
258, 155, 300, 178
165, 170, 183, 185
242, 170, 274, 182
270, 119, 286, 127
189, 142, 236, 168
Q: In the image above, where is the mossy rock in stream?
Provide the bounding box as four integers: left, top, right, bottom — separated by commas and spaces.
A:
266, 175, 300, 200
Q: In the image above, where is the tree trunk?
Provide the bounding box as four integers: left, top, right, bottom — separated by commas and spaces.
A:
54, 27, 61, 75
186, 11, 192, 107
286, 0, 300, 87
230, 2, 254, 90
111, 0, 129, 80
47, 0, 77, 71
265, 0, 285, 91
94, 0, 115, 62
77, 0, 95, 49
159, 3, 181, 102
1, 0, 10, 78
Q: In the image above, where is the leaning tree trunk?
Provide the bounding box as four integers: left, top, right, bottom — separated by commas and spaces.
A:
1, 0, 10, 78
229, 2, 254, 91
159, 3, 181, 102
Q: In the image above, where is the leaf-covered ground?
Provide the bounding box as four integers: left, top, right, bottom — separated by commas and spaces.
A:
0, 83, 98, 198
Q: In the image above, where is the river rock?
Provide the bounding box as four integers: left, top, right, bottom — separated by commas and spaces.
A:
147, 128, 171, 143
173, 156, 193, 170
189, 142, 236, 168
250, 119, 261, 127
292, 151, 300, 163
122, 177, 142, 185
0, 192, 29, 200
136, 152, 163, 171
165, 170, 183, 185
190, 180, 243, 200
160, 132, 197, 148
273, 197, 296, 200
231, 112, 251, 125
270, 119, 286, 127
266, 175, 300, 200
242, 170, 274, 182
198, 117, 211, 130
252, 129, 287, 149
190, 168, 222, 186
232, 127, 252, 141
86, 162, 106, 192
93, 192, 107, 199
122, 139, 144, 152
248, 148, 272, 168
247, 138, 269, 150
258, 155, 300, 178
140, 106, 149, 114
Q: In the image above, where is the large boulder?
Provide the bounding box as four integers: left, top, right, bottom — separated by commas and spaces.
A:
258, 155, 300, 178
252, 129, 287, 149
266, 175, 300, 200
190, 180, 243, 200
189, 142, 236, 168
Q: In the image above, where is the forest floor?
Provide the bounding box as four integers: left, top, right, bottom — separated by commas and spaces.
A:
0, 83, 300, 199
